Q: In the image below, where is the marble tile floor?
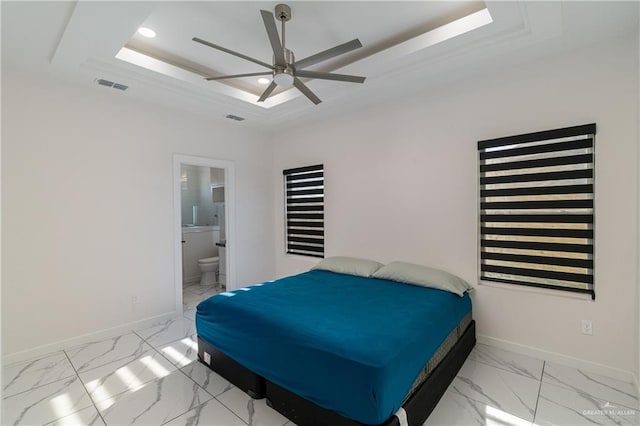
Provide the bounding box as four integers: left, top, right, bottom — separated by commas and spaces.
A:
3, 288, 638, 426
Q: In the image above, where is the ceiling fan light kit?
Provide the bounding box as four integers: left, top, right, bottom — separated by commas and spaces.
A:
193, 3, 366, 105
273, 68, 294, 87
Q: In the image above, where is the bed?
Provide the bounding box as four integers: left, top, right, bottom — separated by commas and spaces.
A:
195, 265, 474, 426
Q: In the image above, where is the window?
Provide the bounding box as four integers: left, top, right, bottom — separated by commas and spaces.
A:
283, 164, 324, 258
478, 124, 595, 299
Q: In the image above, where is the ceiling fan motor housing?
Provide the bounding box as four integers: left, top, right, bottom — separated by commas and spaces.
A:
273, 48, 295, 87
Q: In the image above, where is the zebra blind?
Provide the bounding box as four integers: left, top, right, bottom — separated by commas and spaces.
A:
283, 164, 324, 258
478, 124, 595, 299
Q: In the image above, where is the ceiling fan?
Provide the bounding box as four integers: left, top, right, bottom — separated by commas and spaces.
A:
192, 3, 366, 105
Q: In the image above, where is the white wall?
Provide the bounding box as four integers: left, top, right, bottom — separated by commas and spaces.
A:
273, 34, 638, 375
1, 72, 274, 357
636, 19, 640, 391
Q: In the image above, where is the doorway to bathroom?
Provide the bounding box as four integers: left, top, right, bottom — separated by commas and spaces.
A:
173, 155, 235, 314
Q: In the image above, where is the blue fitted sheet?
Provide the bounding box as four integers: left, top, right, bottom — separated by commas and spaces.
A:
196, 270, 471, 425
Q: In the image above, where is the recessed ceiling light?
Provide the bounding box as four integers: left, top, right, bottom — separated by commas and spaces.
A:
137, 27, 156, 38
257, 77, 270, 85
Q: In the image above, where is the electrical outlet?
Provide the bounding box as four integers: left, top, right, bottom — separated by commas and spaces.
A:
581, 319, 593, 335
132, 296, 138, 304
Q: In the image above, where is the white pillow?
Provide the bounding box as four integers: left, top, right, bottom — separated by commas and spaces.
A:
372, 261, 472, 296
311, 256, 384, 278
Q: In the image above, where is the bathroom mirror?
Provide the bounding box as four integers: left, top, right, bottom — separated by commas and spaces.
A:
181, 165, 226, 227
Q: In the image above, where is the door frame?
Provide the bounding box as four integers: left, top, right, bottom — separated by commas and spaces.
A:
173, 154, 236, 314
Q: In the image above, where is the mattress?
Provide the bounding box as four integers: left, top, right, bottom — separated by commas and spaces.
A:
196, 270, 472, 425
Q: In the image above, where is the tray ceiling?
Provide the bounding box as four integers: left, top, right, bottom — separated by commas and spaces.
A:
3, 1, 638, 128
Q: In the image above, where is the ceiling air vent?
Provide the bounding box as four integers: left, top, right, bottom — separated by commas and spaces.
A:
97, 79, 114, 87
95, 78, 128, 91
225, 114, 245, 122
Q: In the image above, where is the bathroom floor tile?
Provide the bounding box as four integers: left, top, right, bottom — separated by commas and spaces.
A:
135, 317, 196, 348
182, 292, 201, 308
158, 334, 200, 368
44, 405, 105, 425
535, 382, 639, 425
3, 351, 76, 397
424, 388, 532, 426
183, 304, 197, 321
542, 362, 639, 410
183, 282, 200, 291
164, 398, 246, 426
96, 369, 212, 425
181, 360, 233, 397
186, 285, 222, 296
2, 376, 93, 426
467, 344, 544, 381
79, 347, 177, 403
183, 288, 219, 308
450, 359, 539, 422
216, 387, 289, 426
65, 333, 148, 373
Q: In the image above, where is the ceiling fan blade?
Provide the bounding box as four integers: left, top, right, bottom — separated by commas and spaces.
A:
260, 10, 286, 67
293, 78, 322, 105
193, 37, 273, 70
257, 81, 277, 102
295, 70, 365, 84
206, 72, 272, 81
295, 39, 363, 69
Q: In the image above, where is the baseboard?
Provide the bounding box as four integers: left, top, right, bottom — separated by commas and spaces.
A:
2, 310, 181, 366
477, 334, 636, 384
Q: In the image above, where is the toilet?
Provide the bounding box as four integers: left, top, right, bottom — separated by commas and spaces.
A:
198, 257, 219, 287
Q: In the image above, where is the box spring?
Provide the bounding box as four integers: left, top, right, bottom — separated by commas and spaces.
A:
197, 337, 265, 399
